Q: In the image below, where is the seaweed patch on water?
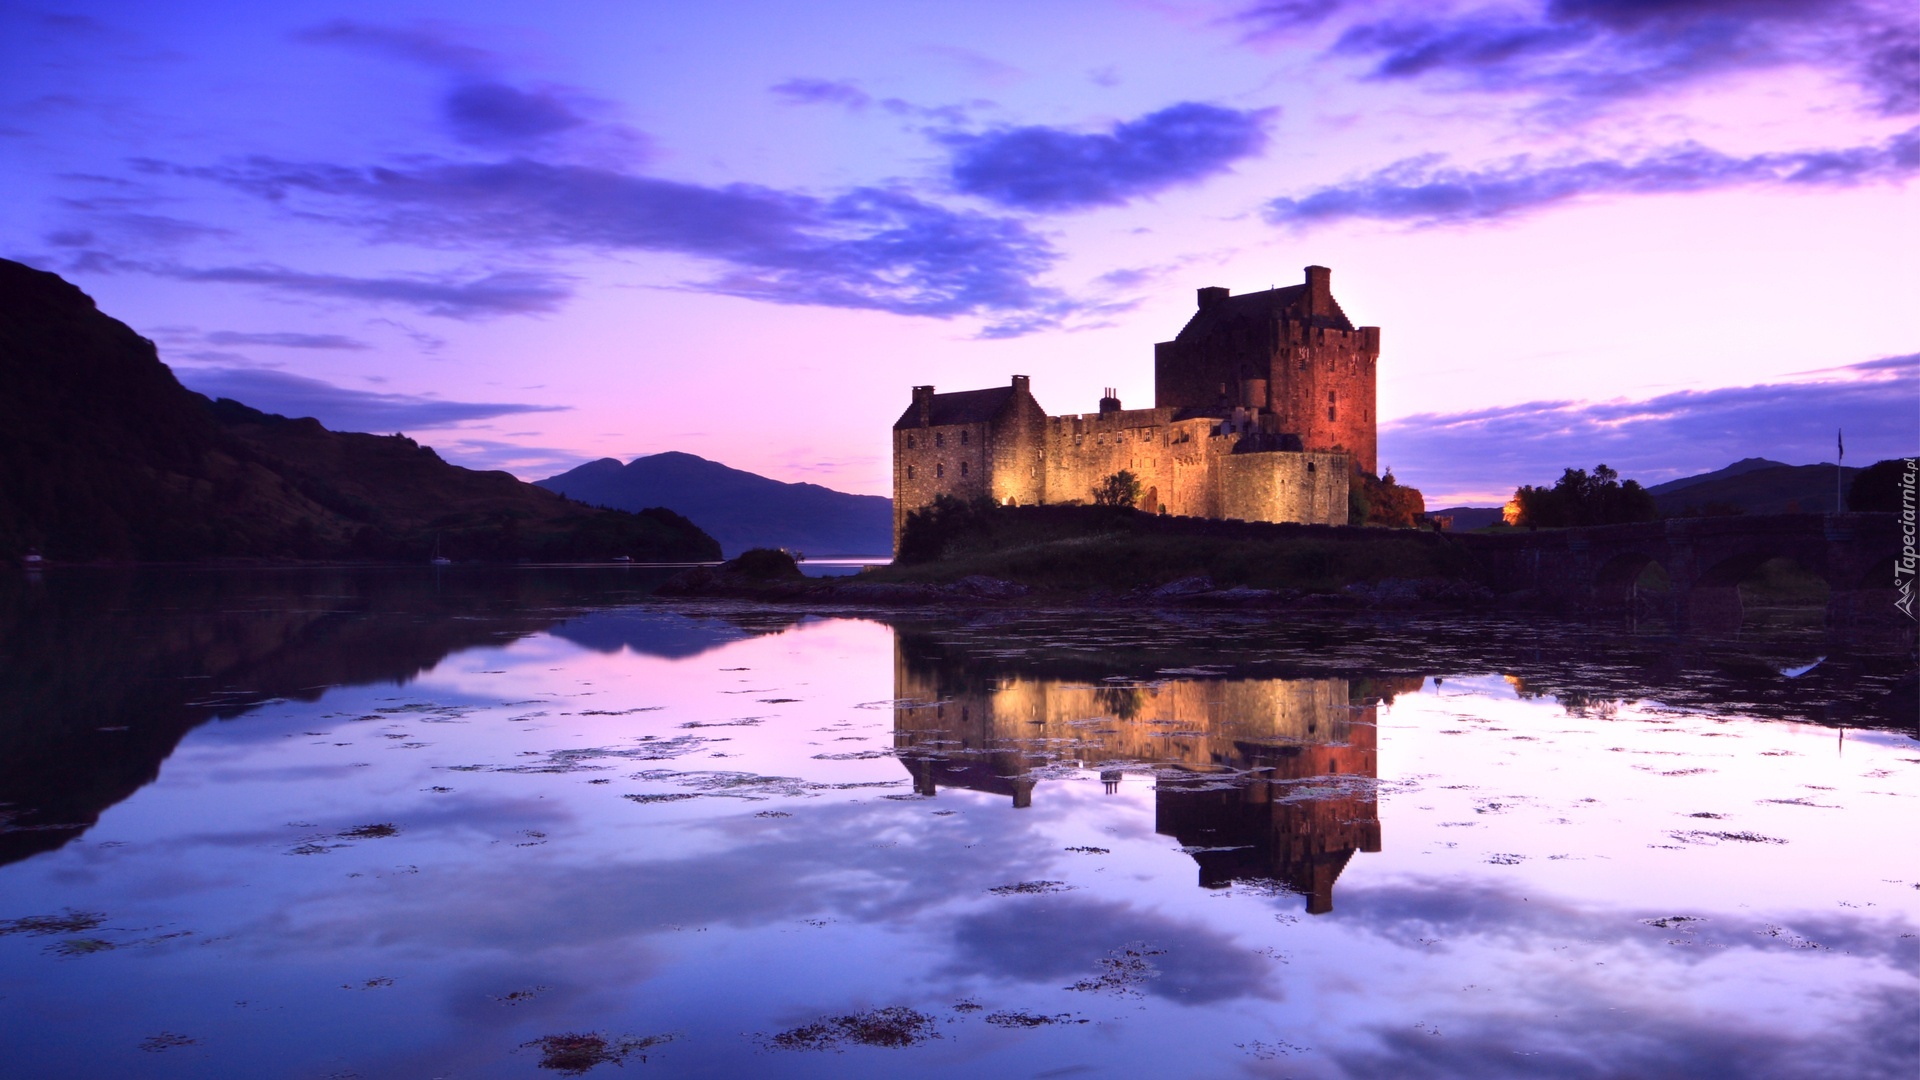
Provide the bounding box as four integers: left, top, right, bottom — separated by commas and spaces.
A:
1643, 916, 1702, 929
138, 1032, 196, 1052
1239, 1039, 1309, 1059
524, 1031, 676, 1074
763, 1006, 940, 1051
1063, 846, 1110, 855
0, 908, 104, 936
1230, 878, 1302, 898
51, 937, 117, 956
1670, 830, 1787, 845
812, 749, 896, 760
988, 880, 1074, 896
577, 707, 665, 716
339, 823, 399, 839
493, 985, 550, 1005
467, 736, 719, 774
629, 769, 817, 800
1067, 943, 1165, 995
624, 793, 703, 804
984, 1010, 1086, 1028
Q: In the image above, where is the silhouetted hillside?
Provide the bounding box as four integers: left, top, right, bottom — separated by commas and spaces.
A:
538, 451, 892, 556
1645, 457, 1792, 496
1650, 459, 1859, 516
0, 258, 718, 562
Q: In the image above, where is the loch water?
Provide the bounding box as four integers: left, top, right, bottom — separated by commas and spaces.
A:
1, 568, 1914, 1079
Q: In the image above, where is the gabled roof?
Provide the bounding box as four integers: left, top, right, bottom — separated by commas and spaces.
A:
1173, 284, 1354, 340
894, 386, 1016, 429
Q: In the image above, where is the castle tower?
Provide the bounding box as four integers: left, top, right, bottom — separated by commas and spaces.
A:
1152, 265, 1380, 475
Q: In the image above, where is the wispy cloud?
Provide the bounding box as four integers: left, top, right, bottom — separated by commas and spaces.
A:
1383, 354, 1919, 500
944, 103, 1273, 211
149, 157, 1070, 328
1267, 125, 1920, 226
1250, 0, 1920, 118
204, 330, 370, 350
770, 77, 873, 110
173, 365, 568, 433
442, 82, 588, 146
293, 19, 498, 75
70, 250, 573, 318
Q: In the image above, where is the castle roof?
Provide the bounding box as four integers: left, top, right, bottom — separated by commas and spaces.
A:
893, 386, 1016, 429
1173, 284, 1354, 339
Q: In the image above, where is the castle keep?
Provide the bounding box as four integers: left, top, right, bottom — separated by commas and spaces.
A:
892, 266, 1379, 551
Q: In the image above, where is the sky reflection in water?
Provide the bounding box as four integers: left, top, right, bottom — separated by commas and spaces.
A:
0, 573, 1914, 1079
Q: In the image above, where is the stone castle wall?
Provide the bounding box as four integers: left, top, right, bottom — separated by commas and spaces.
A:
1155, 319, 1379, 475
1040, 407, 1346, 521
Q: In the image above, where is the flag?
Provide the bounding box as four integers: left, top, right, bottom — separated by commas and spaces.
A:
1837, 428, 1844, 463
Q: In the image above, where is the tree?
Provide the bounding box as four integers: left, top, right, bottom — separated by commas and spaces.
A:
1848, 458, 1911, 512
1091, 470, 1143, 508
1508, 464, 1657, 527
1351, 467, 1425, 527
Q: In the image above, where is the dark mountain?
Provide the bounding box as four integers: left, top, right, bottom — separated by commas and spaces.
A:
1646, 457, 1792, 496
0, 258, 718, 562
538, 452, 893, 556
1650, 461, 1860, 517
1431, 506, 1505, 530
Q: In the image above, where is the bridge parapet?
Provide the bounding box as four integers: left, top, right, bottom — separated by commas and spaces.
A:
1453, 513, 1906, 632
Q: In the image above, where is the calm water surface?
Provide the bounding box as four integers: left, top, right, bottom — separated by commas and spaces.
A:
1, 569, 1914, 1079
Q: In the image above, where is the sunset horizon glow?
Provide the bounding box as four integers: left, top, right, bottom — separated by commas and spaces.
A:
4, 0, 1915, 505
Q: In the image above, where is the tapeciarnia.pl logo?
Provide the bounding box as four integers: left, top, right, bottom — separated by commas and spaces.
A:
1896, 458, 1915, 620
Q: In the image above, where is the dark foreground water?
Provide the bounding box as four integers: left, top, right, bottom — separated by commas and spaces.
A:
1, 569, 1914, 1079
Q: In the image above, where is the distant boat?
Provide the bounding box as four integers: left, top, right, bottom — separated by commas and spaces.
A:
612, 555, 633, 563
431, 535, 451, 566
21, 549, 45, 569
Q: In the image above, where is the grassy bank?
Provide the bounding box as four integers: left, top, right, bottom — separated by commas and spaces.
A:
866, 504, 1477, 593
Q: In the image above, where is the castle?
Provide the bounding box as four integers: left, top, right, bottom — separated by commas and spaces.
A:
891, 265, 1380, 551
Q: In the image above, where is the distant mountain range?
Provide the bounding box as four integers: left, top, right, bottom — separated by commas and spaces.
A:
1434, 456, 1874, 527
1646, 458, 1859, 516
538, 452, 892, 557
0, 258, 718, 562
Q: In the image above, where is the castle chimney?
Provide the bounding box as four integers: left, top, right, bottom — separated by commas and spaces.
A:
912, 384, 934, 426
1304, 266, 1331, 317
1197, 286, 1229, 310
1099, 387, 1121, 414
1011, 374, 1030, 393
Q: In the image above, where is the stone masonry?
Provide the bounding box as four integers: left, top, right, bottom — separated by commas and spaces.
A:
892, 266, 1378, 551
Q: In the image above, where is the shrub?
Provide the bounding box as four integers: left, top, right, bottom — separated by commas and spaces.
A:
1091, 470, 1143, 508
1508, 464, 1656, 527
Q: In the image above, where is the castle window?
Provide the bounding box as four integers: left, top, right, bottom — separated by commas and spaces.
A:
1307, 462, 1316, 473
906, 434, 915, 449
936, 463, 944, 478
960, 461, 969, 477
935, 432, 945, 448
960, 430, 969, 445
1328, 406, 1337, 421
1328, 391, 1336, 403
907, 465, 915, 480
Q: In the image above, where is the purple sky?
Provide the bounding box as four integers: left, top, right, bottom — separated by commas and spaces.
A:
4, 1, 1915, 503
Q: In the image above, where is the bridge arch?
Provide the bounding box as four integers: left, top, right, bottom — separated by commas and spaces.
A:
1591, 550, 1670, 609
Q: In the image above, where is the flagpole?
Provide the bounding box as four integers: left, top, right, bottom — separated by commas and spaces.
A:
1836, 428, 1844, 513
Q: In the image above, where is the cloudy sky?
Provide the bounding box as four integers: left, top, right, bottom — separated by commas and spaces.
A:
3, 0, 1915, 503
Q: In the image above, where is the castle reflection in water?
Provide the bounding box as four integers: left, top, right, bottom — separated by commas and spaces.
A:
890, 633, 1422, 914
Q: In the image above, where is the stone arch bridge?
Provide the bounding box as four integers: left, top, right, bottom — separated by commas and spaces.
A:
1453, 513, 1906, 629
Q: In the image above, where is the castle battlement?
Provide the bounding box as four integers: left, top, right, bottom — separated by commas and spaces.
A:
891, 266, 1378, 552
